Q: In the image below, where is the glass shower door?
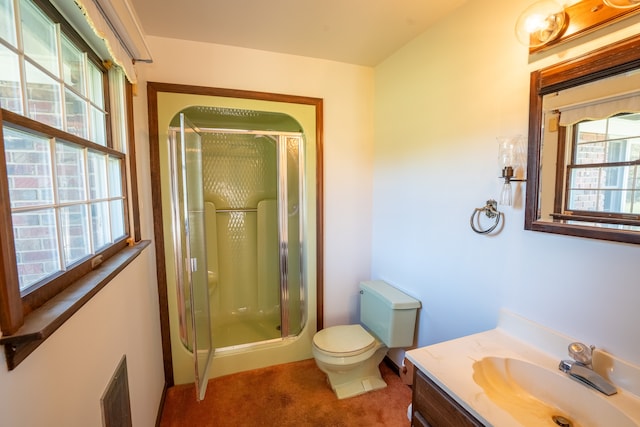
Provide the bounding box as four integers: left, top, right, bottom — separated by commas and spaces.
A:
172, 113, 214, 401
279, 135, 305, 337
201, 131, 305, 347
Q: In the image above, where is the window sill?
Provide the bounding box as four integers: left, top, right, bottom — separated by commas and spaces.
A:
550, 213, 640, 227
0, 240, 150, 370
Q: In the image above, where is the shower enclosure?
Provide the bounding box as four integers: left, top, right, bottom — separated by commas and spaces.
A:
167, 105, 308, 400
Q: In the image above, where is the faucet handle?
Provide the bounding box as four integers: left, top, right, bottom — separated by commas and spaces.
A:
568, 342, 594, 367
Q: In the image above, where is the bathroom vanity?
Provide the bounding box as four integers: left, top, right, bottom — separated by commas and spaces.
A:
405, 310, 640, 427
412, 367, 483, 427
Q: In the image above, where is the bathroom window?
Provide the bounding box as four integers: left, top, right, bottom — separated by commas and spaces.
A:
552, 113, 640, 226
0, 0, 142, 368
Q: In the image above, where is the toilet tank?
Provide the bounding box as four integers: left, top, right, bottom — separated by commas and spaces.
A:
359, 280, 421, 348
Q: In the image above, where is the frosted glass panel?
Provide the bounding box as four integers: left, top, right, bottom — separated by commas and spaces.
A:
203, 133, 281, 348
202, 133, 277, 208
285, 136, 303, 335
180, 114, 213, 401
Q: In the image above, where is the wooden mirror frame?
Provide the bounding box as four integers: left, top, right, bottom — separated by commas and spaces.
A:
525, 34, 640, 244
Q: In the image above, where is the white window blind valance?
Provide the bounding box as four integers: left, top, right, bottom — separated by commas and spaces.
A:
558, 92, 640, 126
74, 0, 135, 83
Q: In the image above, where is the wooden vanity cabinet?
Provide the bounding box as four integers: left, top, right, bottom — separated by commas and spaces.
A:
412, 368, 485, 427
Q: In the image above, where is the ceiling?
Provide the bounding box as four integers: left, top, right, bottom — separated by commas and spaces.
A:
127, 0, 469, 66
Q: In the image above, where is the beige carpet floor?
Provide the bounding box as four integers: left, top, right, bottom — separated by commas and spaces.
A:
160, 358, 412, 426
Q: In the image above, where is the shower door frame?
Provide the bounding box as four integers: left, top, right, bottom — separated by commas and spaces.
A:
168, 113, 214, 400
147, 82, 324, 387
175, 127, 306, 349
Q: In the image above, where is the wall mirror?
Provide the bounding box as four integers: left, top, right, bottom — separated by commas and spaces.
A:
525, 34, 640, 244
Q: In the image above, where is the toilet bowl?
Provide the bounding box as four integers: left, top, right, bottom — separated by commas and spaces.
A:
312, 281, 420, 399
312, 324, 388, 399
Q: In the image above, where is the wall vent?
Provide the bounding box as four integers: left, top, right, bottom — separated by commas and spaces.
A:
101, 355, 133, 427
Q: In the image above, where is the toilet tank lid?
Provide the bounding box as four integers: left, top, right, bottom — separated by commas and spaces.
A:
360, 280, 421, 309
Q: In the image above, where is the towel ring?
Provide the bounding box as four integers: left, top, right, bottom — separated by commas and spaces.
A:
470, 199, 502, 234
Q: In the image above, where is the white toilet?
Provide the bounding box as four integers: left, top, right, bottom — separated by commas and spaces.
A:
312, 280, 421, 399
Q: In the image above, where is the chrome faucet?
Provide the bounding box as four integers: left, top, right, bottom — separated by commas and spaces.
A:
558, 342, 617, 396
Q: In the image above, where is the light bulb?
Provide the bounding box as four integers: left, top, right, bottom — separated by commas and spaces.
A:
603, 0, 640, 8
500, 182, 513, 207
515, 1, 566, 47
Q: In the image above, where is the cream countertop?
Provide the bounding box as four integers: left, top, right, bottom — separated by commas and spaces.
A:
405, 310, 640, 427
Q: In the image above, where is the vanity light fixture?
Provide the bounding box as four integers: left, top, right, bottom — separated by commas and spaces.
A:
498, 136, 526, 207
515, 0, 567, 48
517, 0, 640, 52
603, 0, 640, 8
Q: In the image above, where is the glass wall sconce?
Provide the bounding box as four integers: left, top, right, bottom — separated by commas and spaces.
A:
498, 136, 527, 206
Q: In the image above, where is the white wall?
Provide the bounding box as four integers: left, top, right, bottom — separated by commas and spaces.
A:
373, 0, 640, 366
0, 248, 165, 427
135, 36, 376, 327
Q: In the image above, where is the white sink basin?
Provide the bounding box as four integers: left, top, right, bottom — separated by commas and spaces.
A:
472, 357, 636, 427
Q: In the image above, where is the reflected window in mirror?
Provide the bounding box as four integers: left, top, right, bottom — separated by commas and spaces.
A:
525, 34, 640, 244
565, 114, 640, 218
543, 101, 640, 224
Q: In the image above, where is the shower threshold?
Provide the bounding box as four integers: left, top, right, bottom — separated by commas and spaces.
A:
214, 337, 294, 355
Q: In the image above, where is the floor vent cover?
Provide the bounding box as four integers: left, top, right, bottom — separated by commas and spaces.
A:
101, 355, 133, 427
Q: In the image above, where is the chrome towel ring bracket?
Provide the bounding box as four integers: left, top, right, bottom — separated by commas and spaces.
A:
470, 199, 503, 235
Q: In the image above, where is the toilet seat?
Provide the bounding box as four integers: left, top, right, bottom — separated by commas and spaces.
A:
312, 324, 377, 357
